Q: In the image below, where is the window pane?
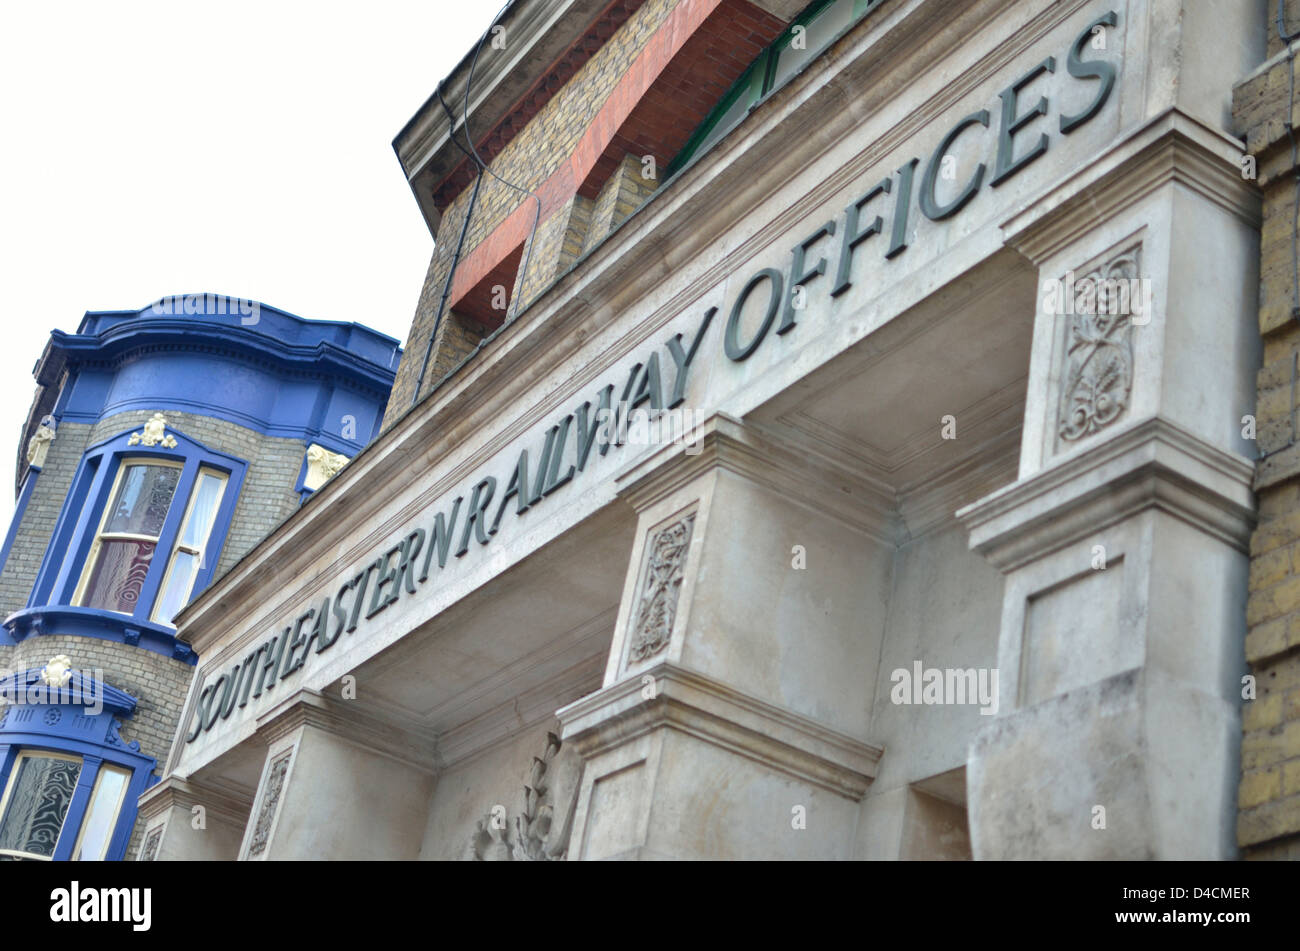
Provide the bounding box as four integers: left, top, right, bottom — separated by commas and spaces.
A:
772, 0, 856, 90
81, 539, 156, 613
694, 82, 759, 157
73, 767, 129, 861
0, 756, 82, 858
104, 464, 180, 537
180, 473, 225, 550
154, 550, 199, 625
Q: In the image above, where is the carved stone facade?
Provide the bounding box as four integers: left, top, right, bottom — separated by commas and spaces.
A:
248, 752, 291, 858
1057, 245, 1140, 445
466, 731, 580, 861
627, 513, 694, 664
140, 0, 1265, 863
139, 826, 163, 862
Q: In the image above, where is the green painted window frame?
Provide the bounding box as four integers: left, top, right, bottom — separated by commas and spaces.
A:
666, 0, 884, 177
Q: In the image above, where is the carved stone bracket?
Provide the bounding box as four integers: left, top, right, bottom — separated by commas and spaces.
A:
627, 512, 696, 664
303, 444, 349, 491
1057, 245, 1141, 443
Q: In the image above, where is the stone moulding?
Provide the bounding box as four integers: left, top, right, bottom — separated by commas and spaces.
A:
251, 688, 439, 775
558, 662, 883, 800
135, 775, 252, 836
957, 417, 1257, 572
138, 826, 164, 862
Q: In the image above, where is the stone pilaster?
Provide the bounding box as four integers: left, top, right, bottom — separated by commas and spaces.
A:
558, 414, 886, 859
958, 113, 1260, 858
135, 776, 250, 861
236, 689, 437, 860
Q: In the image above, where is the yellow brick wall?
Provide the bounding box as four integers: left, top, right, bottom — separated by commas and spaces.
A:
385, 0, 680, 421
1235, 18, 1300, 857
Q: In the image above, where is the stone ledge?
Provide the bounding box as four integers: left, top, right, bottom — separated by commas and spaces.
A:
958, 417, 1256, 571
136, 774, 252, 830
254, 687, 439, 775
557, 661, 883, 800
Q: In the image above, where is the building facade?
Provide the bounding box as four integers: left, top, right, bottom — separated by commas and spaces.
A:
143, 0, 1267, 860
0, 299, 399, 860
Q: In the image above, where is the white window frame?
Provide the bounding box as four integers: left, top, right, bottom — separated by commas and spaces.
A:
0, 750, 84, 861
151, 467, 229, 625
69, 764, 131, 861
73, 457, 185, 614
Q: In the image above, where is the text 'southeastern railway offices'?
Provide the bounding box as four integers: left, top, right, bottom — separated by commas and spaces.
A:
3, 0, 1291, 860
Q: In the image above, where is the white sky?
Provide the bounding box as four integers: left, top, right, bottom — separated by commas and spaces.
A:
0, 1, 502, 526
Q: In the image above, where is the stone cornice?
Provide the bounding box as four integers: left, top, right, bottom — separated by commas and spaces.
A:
136, 775, 252, 829
614, 412, 897, 544
254, 688, 439, 774
1002, 109, 1261, 264
957, 417, 1257, 572
557, 661, 883, 799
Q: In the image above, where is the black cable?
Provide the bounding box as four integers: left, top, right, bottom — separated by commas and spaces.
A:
461, 3, 544, 326
411, 3, 545, 406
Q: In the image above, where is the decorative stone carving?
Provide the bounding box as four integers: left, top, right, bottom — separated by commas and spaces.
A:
627, 513, 696, 664
1057, 246, 1140, 443
249, 752, 291, 858
128, 412, 179, 449
40, 654, 73, 688
465, 731, 580, 861
26, 416, 56, 468
303, 444, 349, 492
139, 827, 163, 862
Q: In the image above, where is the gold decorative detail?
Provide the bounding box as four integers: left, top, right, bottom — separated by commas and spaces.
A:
303, 444, 349, 492
26, 416, 56, 468
40, 655, 73, 688
128, 413, 179, 449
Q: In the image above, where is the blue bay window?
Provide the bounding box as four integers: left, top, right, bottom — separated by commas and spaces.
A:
6, 422, 246, 663
0, 669, 156, 861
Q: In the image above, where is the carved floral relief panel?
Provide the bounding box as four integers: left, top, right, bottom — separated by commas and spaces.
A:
1055, 243, 1142, 448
